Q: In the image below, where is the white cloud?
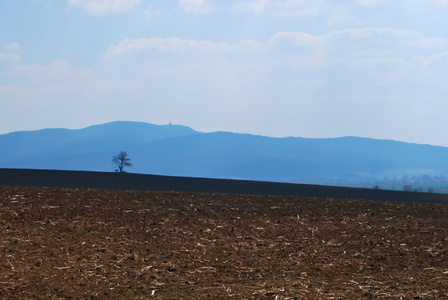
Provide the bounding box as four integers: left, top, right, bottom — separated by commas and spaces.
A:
0, 43, 21, 64
10, 59, 94, 90
3, 43, 21, 52
178, 0, 213, 13
230, 0, 448, 14
0, 52, 20, 64
182, 0, 448, 34
106, 28, 448, 76
106, 37, 243, 59
232, 0, 268, 15
97, 27, 448, 144
233, 0, 328, 17
427, 51, 448, 67
0, 58, 115, 134
143, 5, 161, 20
66, 0, 141, 15
356, 0, 387, 6
267, 28, 448, 67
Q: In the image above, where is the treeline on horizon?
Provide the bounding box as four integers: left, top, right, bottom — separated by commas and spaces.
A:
305, 173, 448, 193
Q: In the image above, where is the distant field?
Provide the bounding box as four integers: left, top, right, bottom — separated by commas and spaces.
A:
380, 185, 448, 194
2, 168, 448, 204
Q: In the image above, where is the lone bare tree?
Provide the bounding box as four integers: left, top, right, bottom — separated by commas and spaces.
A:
112, 151, 132, 173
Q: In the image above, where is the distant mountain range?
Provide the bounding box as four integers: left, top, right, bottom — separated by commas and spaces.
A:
2, 121, 448, 184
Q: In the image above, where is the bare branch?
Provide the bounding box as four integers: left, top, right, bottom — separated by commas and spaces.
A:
112, 151, 132, 172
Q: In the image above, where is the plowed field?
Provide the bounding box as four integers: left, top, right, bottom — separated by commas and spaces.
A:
1, 186, 448, 299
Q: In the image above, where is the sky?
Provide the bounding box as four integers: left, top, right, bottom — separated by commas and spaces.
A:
1, 1, 448, 146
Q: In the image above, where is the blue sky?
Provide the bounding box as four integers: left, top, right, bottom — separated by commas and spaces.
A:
1, 0, 448, 146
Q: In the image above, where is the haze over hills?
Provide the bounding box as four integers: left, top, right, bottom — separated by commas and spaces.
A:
2, 121, 448, 187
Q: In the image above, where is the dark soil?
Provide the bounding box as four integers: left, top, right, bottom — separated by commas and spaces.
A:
2, 168, 448, 204
1, 186, 448, 299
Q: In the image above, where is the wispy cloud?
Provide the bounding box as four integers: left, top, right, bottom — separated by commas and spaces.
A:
178, 0, 213, 13
142, 4, 161, 20
3, 43, 21, 52
232, 0, 328, 17
0, 53, 20, 64
66, 0, 142, 15
11, 59, 93, 84
97, 27, 448, 142
0, 43, 21, 64
181, 0, 448, 29
106, 37, 242, 59
107, 28, 447, 64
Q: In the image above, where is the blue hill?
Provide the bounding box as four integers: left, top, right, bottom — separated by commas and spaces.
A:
1, 121, 448, 184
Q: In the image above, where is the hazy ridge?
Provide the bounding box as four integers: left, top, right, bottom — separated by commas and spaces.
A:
2, 121, 448, 185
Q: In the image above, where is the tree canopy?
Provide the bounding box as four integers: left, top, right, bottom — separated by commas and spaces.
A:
112, 151, 132, 173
